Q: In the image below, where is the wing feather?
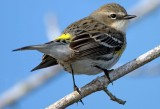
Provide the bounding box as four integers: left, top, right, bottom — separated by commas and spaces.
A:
65, 17, 125, 58
69, 30, 124, 58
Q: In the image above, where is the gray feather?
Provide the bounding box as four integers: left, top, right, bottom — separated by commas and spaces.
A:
13, 45, 45, 51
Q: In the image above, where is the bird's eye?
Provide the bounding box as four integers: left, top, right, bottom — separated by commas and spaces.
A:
110, 14, 116, 19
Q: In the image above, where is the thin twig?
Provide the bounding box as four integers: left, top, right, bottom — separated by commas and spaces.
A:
103, 88, 126, 105
46, 45, 160, 109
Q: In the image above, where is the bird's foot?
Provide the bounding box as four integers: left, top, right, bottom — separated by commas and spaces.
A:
103, 69, 113, 85
95, 66, 113, 84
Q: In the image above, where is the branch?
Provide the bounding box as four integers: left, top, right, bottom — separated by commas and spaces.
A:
46, 45, 160, 109
44, 13, 61, 40
129, 0, 160, 21
129, 63, 160, 77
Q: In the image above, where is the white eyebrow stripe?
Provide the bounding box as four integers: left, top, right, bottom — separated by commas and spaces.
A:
118, 12, 126, 16
107, 12, 125, 15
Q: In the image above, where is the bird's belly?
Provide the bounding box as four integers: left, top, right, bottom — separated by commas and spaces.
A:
60, 55, 119, 75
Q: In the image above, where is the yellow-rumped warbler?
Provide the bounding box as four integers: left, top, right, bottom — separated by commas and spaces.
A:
14, 3, 136, 92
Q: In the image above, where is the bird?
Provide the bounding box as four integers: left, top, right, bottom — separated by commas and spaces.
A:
13, 3, 136, 96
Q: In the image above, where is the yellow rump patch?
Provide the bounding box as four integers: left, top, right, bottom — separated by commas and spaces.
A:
55, 33, 72, 40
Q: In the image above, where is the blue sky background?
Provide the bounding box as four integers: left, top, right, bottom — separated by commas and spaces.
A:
1, 0, 160, 109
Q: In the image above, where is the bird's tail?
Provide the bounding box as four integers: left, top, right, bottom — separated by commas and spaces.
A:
13, 44, 53, 57
13, 45, 59, 71
13, 42, 71, 60
13, 45, 45, 51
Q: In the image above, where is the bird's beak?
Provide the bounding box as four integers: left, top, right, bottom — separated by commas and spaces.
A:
123, 15, 136, 20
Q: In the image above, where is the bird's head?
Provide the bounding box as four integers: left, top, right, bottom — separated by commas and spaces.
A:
90, 3, 136, 32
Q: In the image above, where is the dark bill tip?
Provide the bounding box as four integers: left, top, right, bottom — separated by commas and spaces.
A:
123, 15, 136, 20
12, 48, 21, 51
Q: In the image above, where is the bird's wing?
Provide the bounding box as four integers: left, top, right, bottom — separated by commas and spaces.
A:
68, 19, 124, 58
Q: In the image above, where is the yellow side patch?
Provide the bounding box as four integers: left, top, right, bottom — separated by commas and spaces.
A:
116, 49, 123, 56
115, 45, 126, 56
55, 33, 72, 40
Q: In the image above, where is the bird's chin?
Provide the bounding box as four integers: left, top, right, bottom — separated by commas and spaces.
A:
111, 20, 129, 32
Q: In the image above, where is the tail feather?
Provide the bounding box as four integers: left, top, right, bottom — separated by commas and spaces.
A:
13, 45, 44, 51
13, 45, 38, 51
31, 55, 58, 71
13, 43, 60, 71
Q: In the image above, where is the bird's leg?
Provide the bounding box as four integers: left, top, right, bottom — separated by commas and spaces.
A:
70, 64, 84, 105
70, 64, 79, 92
95, 65, 113, 84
